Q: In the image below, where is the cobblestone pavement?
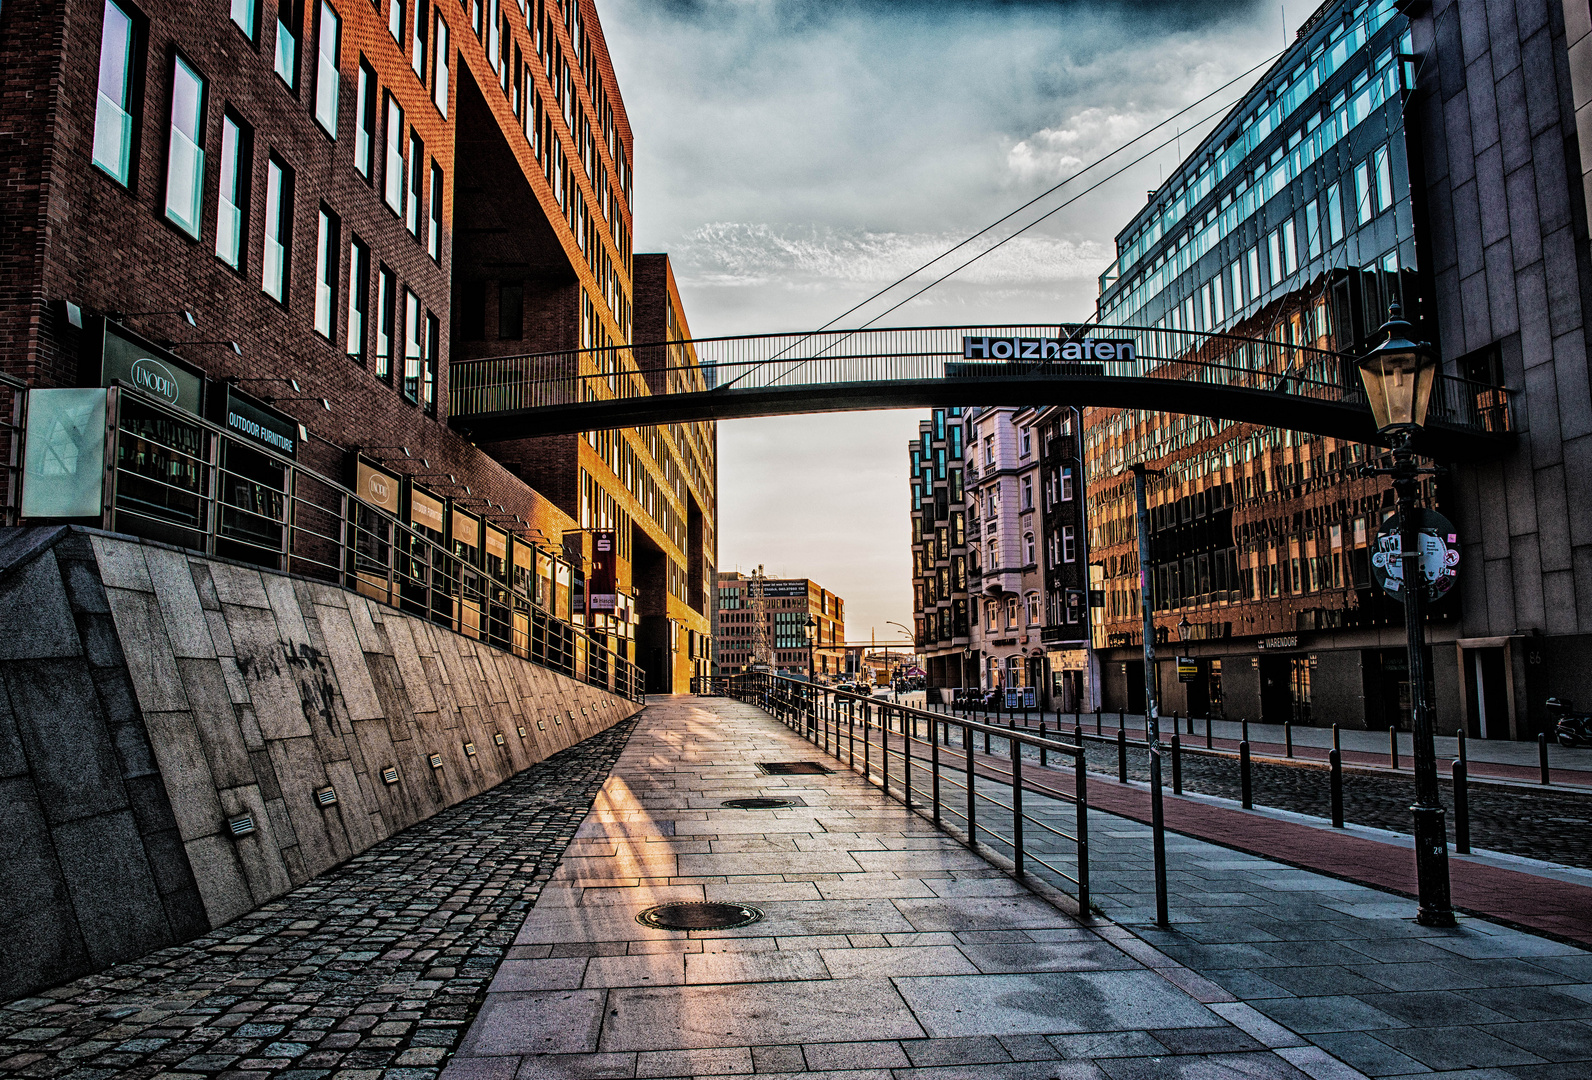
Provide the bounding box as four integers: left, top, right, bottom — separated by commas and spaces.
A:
0, 717, 637, 1080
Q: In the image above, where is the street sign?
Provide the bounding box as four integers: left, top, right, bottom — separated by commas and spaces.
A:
1177, 657, 1198, 683
1370, 509, 1460, 601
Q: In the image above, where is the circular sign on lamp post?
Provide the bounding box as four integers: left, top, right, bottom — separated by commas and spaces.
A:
1370, 508, 1460, 601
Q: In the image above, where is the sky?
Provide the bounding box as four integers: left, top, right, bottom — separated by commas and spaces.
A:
600, 0, 1320, 643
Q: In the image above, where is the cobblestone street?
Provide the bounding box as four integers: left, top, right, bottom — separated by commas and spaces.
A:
0, 718, 637, 1080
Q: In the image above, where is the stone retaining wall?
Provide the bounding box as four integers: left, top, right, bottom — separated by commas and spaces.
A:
0, 526, 639, 999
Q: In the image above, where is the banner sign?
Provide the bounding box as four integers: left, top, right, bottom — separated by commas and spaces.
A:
589, 529, 617, 611
962, 336, 1137, 362
1371, 509, 1460, 601
1177, 657, 1198, 683
98, 321, 205, 415
410, 486, 445, 535
356, 459, 401, 514
219, 385, 297, 458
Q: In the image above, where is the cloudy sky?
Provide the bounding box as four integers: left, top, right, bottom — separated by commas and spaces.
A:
601, 0, 1318, 642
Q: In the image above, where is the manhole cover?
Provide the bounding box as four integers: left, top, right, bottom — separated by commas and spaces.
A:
636, 902, 764, 931
757, 761, 832, 775
721, 797, 794, 809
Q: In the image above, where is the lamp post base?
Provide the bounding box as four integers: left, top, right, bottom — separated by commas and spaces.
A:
1410, 803, 1456, 927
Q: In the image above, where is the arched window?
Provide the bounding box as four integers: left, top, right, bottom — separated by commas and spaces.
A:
1024, 533, 1035, 565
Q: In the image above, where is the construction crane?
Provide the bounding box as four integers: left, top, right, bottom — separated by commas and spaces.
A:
749, 564, 771, 672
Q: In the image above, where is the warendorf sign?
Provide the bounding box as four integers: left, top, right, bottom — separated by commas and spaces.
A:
962, 336, 1138, 362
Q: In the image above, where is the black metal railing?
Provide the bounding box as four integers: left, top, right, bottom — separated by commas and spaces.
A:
94, 383, 644, 701
722, 672, 1092, 914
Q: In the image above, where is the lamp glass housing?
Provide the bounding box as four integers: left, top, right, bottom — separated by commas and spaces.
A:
1357, 333, 1436, 432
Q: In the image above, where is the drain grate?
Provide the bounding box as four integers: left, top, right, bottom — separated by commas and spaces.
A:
721, 797, 794, 809
636, 902, 764, 931
757, 761, 832, 775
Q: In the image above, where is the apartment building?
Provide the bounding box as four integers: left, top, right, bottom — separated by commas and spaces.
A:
716, 571, 845, 681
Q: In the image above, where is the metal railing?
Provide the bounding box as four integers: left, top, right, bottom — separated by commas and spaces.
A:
449, 323, 1512, 439
0, 372, 27, 527
722, 672, 1092, 914
97, 384, 644, 701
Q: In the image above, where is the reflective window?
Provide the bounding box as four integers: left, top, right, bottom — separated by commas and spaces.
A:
314, 2, 340, 136
215, 115, 246, 268
93, 0, 137, 185
262, 157, 290, 302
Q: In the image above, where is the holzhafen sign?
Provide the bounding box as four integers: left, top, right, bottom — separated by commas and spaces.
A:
962, 336, 1138, 361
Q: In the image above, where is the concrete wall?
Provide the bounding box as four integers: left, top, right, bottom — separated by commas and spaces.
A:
0, 526, 639, 999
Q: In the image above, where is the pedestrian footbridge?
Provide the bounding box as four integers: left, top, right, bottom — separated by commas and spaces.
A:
448, 324, 1513, 459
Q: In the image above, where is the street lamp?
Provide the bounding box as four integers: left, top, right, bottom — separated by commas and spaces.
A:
1176, 615, 1192, 643
805, 614, 817, 684
1356, 303, 1454, 928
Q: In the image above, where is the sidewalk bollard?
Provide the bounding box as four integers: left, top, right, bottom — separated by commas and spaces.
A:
1453, 758, 1470, 854
984, 727, 991, 754
1240, 741, 1252, 809
1039, 722, 1048, 768
1117, 728, 1128, 783
1332, 723, 1341, 755
1096, 707, 1102, 735
1206, 715, 1213, 749
1075, 723, 1084, 748
1171, 734, 1182, 795
1241, 717, 1249, 745
1119, 709, 1125, 734
1389, 726, 1399, 770
1329, 748, 1343, 828
1457, 728, 1467, 765
1284, 721, 1293, 758
1540, 732, 1551, 785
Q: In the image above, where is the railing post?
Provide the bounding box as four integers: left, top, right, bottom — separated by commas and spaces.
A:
1171, 733, 1182, 795
1011, 730, 1024, 876
1330, 748, 1344, 827
931, 717, 941, 825
863, 702, 872, 783
903, 707, 912, 806
1452, 757, 1470, 854
1240, 740, 1252, 809
1117, 728, 1128, 783
966, 722, 977, 848
1074, 745, 1090, 916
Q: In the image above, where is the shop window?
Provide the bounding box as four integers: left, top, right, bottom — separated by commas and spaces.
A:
314, 1, 340, 136
215, 114, 249, 268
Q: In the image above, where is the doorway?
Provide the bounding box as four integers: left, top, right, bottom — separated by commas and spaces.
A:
1258, 655, 1292, 724
1464, 646, 1510, 739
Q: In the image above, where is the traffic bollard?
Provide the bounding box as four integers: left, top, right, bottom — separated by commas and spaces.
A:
1206, 715, 1213, 749
1171, 734, 1182, 794
1540, 732, 1551, 785
1453, 757, 1470, 853
1241, 717, 1250, 745
1457, 728, 1467, 765
1390, 727, 1399, 770
1117, 728, 1128, 783
1329, 748, 1343, 827
1284, 721, 1293, 758
1096, 707, 1102, 735
1039, 722, 1048, 768
1240, 741, 1252, 809
1332, 723, 1341, 755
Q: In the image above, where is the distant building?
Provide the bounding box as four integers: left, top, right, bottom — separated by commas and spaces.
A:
715, 571, 844, 680
908, 410, 973, 691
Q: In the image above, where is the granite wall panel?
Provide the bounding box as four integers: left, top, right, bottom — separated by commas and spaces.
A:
0, 526, 641, 998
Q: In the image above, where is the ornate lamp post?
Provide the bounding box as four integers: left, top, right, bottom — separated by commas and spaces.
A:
805, 614, 817, 684
1176, 615, 1192, 645
1356, 304, 1454, 928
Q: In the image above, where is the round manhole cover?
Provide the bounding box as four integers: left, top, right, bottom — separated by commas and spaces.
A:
721, 797, 793, 809
636, 902, 764, 931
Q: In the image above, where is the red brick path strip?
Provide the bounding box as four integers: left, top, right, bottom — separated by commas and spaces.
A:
1076, 772, 1592, 945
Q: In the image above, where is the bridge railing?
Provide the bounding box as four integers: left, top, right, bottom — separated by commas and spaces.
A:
448, 324, 1510, 438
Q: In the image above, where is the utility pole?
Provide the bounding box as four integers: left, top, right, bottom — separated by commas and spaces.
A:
1131, 462, 1170, 928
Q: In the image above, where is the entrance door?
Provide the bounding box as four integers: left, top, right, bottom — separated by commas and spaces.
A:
1258, 656, 1292, 724
1465, 647, 1510, 739
1184, 668, 1209, 718
1124, 661, 1146, 714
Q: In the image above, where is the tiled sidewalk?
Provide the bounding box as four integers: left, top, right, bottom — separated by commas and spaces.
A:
443, 696, 1592, 1080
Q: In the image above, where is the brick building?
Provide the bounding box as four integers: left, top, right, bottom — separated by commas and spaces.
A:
715, 571, 845, 681
0, 0, 712, 688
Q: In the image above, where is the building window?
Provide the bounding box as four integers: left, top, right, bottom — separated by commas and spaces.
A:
262, 156, 291, 303
986, 602, 998, 632
346, 236, 368, 363
1373, 145, 1393, 213
1306, 201, 1321, 259
1021, 475, 1033, 509
388, 0, 405, 44
499, 281, 523, 339
93, 0, 138, 186
1005, 596, 1019, 627
1267, 229, 1282, 286
215, 114, 248, 268
353, 61, 376, 178
314, 207, 338, 339
987, 539, 999, 569
1020, 429, 1032, 457
424, 311, 439, 414
1026, 592, 1040, 625
403, 288, 421, 401
231, 0, 258, 40
164, 56, 206, 238
1327, 183, 1343, 243
375, 265, 395, 382
406, 131, 423, 234
1023, 532, 1035, 565
428, 161, 443, 260
1354, 160, 1372, 225
384, 95, 404, 213
1282, 217, 1298, 275
314, 1, 340, 137
274, 4, 298, 89
433, 14, 450, 115
1229, 260, 1244, 309
1062, 525, 1076, 563
411, 0, 428, 81
1061, 465, 1074, 501
1246, 247, 1260, 301
487, 0, 499, 71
